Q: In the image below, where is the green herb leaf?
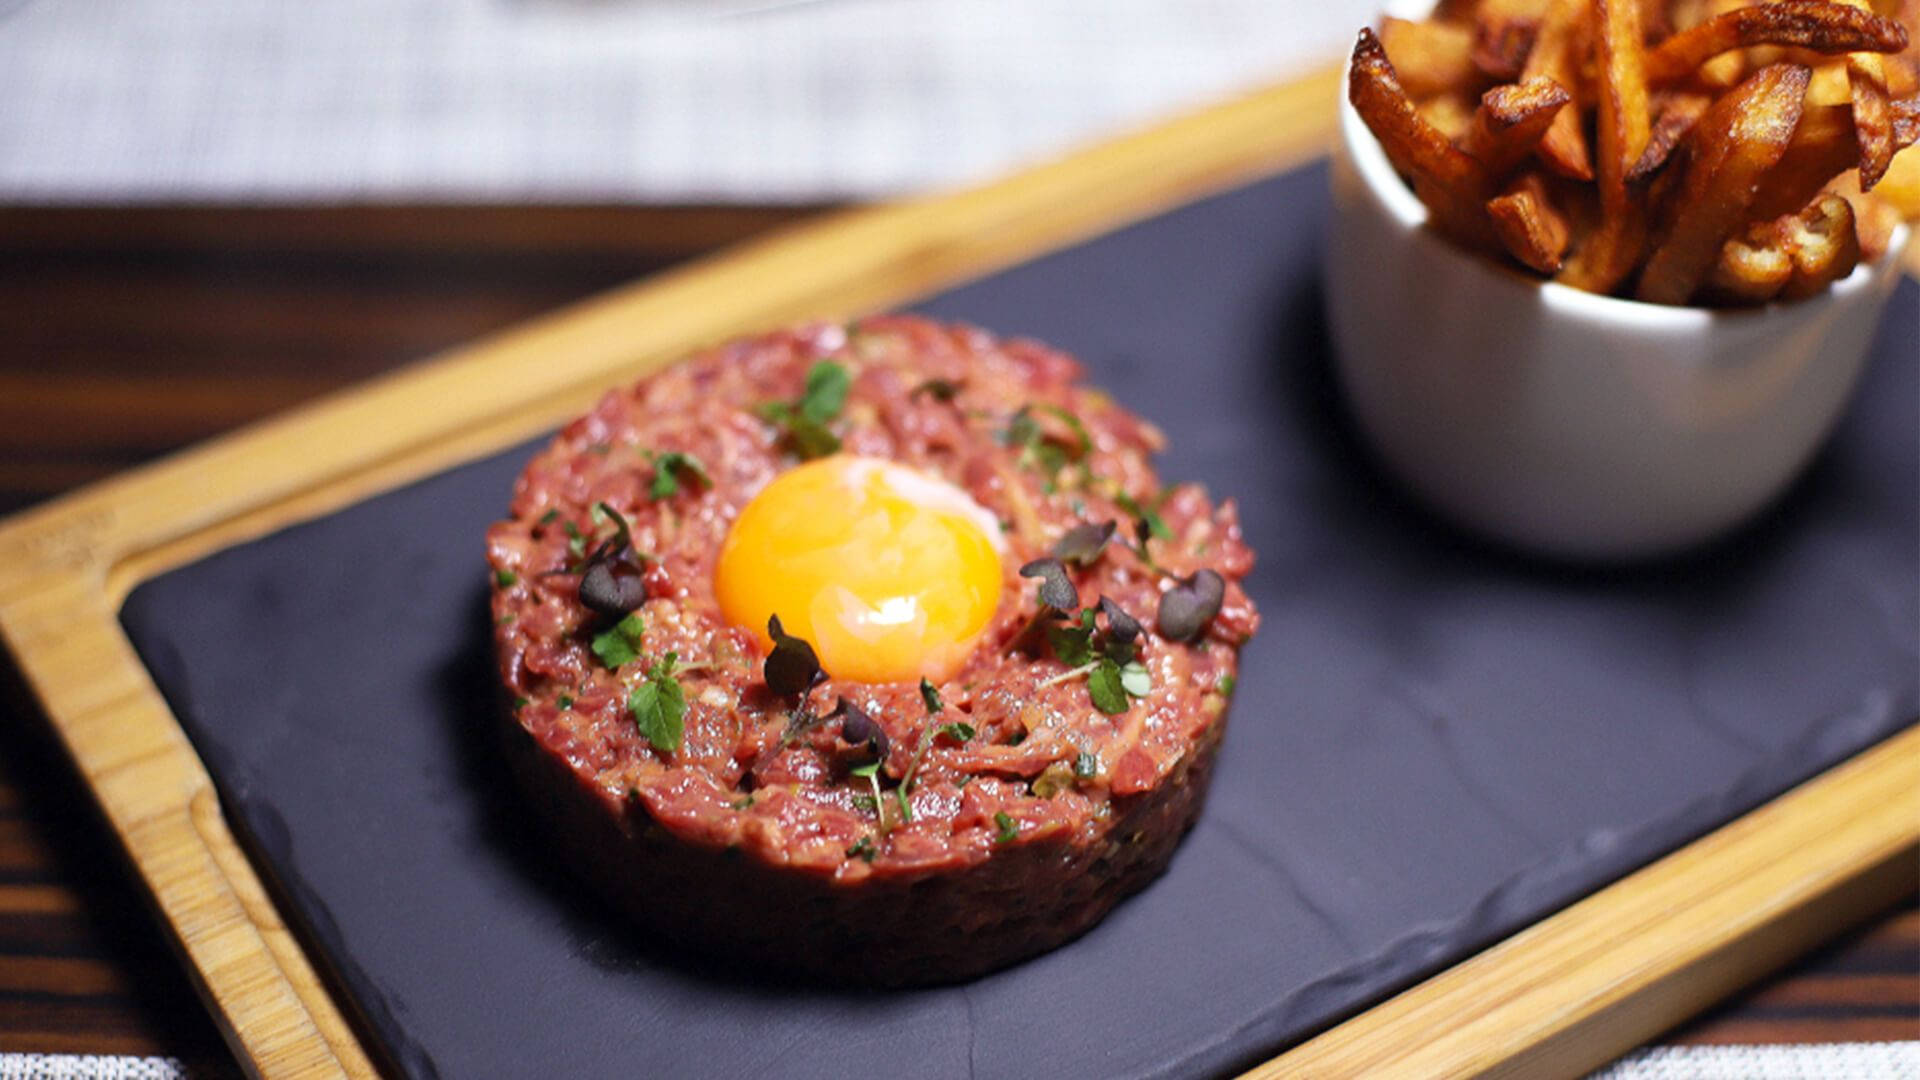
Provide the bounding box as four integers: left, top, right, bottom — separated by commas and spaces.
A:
1115, 492, 1173, 541
850, 762, 880, 779
558, 694, 575, 710
938, 721, 976, 743
537, 509, 560, 528
919, 678, 945, 714
1088, 659, 1130, 714
800, 361, 851, 424
564, 520, 587, 559
494, 569, 519, 587
628, 652, 686, 751
1218, 674, 1237, 697
846, 835, 877, 861
1047, 618, 1095, 668
851, 793, 878, 813
1037, 403, 1093, 459
1074, 750, 1100, 778
649, 451, 711, 500
994, 811, 1018, 844
590, 613, 646, 668
513, 696, 530, 709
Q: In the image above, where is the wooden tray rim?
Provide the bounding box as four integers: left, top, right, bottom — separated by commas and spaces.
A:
0, 61, 1915, 1079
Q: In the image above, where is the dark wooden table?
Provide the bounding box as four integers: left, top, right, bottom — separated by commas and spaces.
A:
1, 206, 1914, 1074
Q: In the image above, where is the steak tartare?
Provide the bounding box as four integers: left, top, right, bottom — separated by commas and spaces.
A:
487, 316, 1258, 985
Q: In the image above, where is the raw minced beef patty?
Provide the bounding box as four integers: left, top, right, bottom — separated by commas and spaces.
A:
487, 315, 1259, 985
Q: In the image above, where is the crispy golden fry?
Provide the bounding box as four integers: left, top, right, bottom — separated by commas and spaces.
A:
1559, 0, 1654, 292
1695, 0, 1752, 88
1463, 78, 1575, 177
1350, 29, 1496, 247
1420, 92, 1480, 141
1474, 0, 1555, 78
1523, 0, 1597, 179
1628, 92, 1714, 179
1778, 193, 1864, 297
1380, 17, 1481, 97
1833, 0, 1899, 186
1643, 0, 1909, 84
1873, 141, 1920, 213
1807, 59, 1855, 102
1488, 172, 1575, 270
1704, 223, 1794, 303
1748, 96, 1920, 218
1828, 168, 1908, 255
1638, 64, 1811, 304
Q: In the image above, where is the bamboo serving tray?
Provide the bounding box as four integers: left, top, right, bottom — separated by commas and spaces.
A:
1, 62, 1916, 1079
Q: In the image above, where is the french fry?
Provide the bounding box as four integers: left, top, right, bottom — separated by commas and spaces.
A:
1463, 78, 1575, 177
1695, 0, 1752, 88
1835, 0, 1899, 186
1350, 29, 1497, 247
1637, 63, 1811, 304
1380, 17, 1481, 97
1643, 0, 1909, 84
1488, 172, 1575, 269
1420, 92, 1480, 141
1873, 142, 1920, 214
1807, 58, 1855, 102
1628, 92, 1715, 179
1827, 168, 1907, 256
1559, 0, 1654, 292
1703, 222, 1794, 303
1523, 0, 1597, 179
1778, 193, 1864, 297
1474, 0, 1555, 78
1748, 96, 1920, 218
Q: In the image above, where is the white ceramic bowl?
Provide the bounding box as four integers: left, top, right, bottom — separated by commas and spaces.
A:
1326, 72, 1912, 561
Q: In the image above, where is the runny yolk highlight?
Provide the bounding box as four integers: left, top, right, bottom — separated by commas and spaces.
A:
714, 455, 1005, 684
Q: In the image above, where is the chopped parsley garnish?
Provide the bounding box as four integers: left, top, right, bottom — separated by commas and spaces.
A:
628, 652, 687, 752
938, 721, 976, 743
557, 694, 575, 710
590, 613, 646, 668
1037, 596, 1152, 714
919, 677, 944, 715
759, 361, 851, 459
1115, 492, 1173, 541
1217, 674, 1237, 697
1002, 404, 1092, 490
563, 520, 587, 559
994, 812, 1018, 844
1032, 761, 1075, 798
1074, 750, 1099, 778
537, 508, 560, 529
495, 569, 519, 587
1157, 569, 1225, 643
648, 451, 711, 500
846, 835, 877, 861
513, 696, 530, 709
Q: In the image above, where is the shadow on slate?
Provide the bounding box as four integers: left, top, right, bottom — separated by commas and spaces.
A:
121, 163, 1919, 1080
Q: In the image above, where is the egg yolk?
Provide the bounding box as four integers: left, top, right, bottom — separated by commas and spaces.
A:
715, 455, 1005, 684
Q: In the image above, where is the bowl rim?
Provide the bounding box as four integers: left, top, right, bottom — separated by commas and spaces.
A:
1335, 59, 1912, 329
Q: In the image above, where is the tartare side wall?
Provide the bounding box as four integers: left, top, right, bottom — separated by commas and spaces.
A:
0, 56, 1916, 1079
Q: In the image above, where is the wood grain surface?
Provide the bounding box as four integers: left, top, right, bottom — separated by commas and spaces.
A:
1, 197, 1914, 1071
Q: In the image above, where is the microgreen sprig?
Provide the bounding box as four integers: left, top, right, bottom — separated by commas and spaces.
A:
647, 451, 711, 500
758, 361, 851, 459
628, 652, 687, 752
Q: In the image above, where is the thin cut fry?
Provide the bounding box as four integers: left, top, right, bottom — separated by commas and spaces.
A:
1463, 78, 1575, 178
1637, 63, 1811, 304
1695, 0, 1752, 88
1835, 0, 1898, 186
1488, 172, 1575, 270
1643, 0, 1910, 84
1379, 17, 1480, 97
1748, 96, 1920, 219
1704, 223, 1794, 303
1628, 93, 1714, 180
1873, 142, 1920, 215
1419, 93, 1479, 141
1827, 169, 1906, 257
1778, 193, 1864, 297
1350, 29, 1496, 247
1522, 0, 1596, 179
1559, 0, 1654, 293
1474, 0, 1555, 78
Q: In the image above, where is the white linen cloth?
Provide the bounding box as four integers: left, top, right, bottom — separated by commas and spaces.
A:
0, 0, 1376, 203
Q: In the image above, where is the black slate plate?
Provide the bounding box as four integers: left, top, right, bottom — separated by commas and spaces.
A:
121, 163, 1919, 1080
